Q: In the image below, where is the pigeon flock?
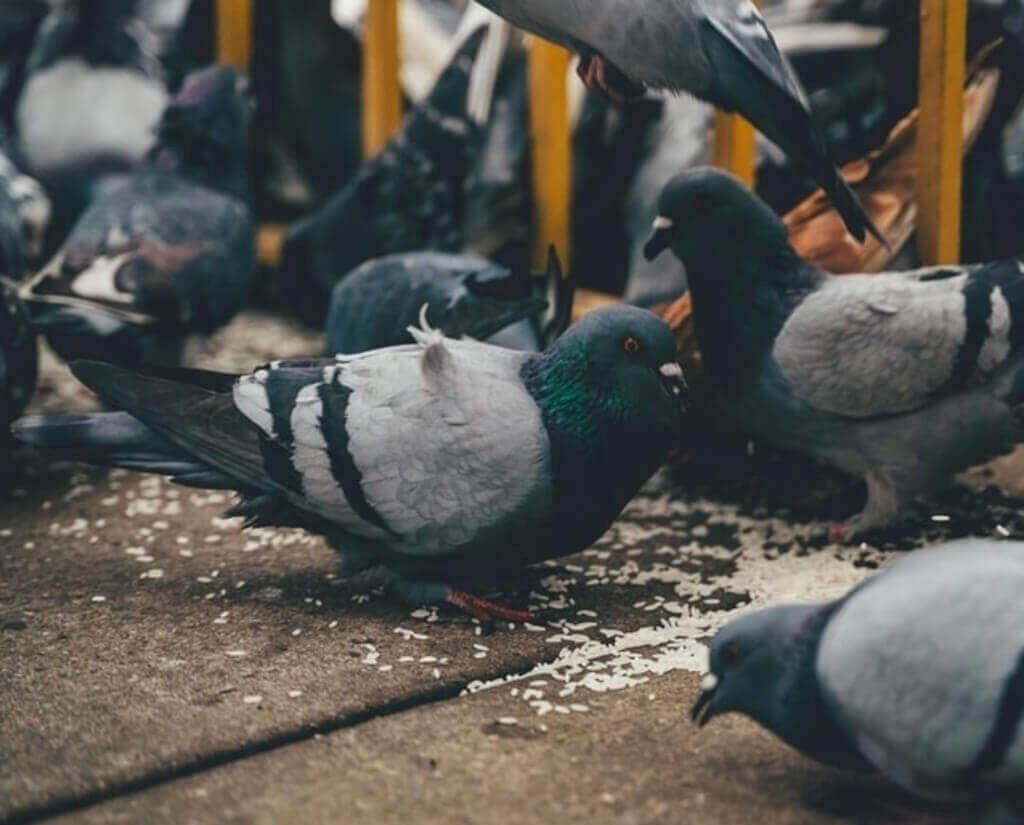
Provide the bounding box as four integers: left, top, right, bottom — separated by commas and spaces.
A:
3, 0, 1024, 819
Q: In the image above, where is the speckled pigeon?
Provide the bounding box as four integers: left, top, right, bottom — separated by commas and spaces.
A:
470, 0, 878, 243
13, 305, 688, 621
694, 539, 1024, 814
19, 65, 254, 368
325, 248, 572, 354
0, 279, 37, 487
645, 167, 1024, 541
16, 0, 168, 233
280, 27, 489, 325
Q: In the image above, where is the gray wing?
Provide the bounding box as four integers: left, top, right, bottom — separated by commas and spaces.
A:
234, 329, 551, 557
817, 540, 1024, 795
773, 260, 1024, 418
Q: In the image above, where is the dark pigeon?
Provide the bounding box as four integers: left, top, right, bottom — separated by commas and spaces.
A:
646, 167, 1024, 541
20, 65, 254, 368
280, 27, 489, 324
324, 248, 572, 354
13, 306, 688, 621
694, 539, 1024, 815
473, 0, 880, 243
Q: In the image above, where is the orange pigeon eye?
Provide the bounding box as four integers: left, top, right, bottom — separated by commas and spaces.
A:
623, 335, 642, 355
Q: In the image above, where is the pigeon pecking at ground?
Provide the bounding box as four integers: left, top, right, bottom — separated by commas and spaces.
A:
645, 166, 1024, 542
324, 248, 572, 354
13, 305, 688, 622
693, 539, 1024, 818
470, 0, 879, 243
0, 279, 37, 488
280, 27, 490, 325
19, 65, 254, 369
16, 0, 169, 235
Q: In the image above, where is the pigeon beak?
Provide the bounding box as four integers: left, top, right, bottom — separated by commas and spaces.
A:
691, 673, 719, 727
659, 362, 689, 409
644, 216, 673, 261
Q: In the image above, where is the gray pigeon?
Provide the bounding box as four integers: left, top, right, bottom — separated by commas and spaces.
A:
693, 539, 1024, 814
13, 305, 688, 621
20, 65, 254, 368
324, 248, 572, 354
644, 167, 1024, 541
16, 0, 169, 234
471, 0, 878, 243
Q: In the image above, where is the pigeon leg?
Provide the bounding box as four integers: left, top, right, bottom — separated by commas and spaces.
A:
575, 54, 626, 105
446, 590, 533, 624
829, 469, 902, 544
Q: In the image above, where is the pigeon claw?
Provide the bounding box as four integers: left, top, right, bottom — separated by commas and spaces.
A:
446, 590, 533, 625
575, 54, 643, 105
828, 522, 852, 545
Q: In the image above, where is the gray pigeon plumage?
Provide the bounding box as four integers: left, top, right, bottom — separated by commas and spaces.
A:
694, 539, 1024, 815
645, 167, 1024, 541
324, 249, 571, 354
471, 0, 878, 243
13, 305, 687, 621
20, 65, 254, 368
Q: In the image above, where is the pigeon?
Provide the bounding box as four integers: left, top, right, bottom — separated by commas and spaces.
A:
324, 248, 572, 354
0, 126, 51, 279
20, 65, 254, 368
471, 0, 879, 243
16, 0, 169, 233
693, 539, 1024, 813
13, 305, 688, 620
0, 279, 38, 487
644, 167, 1024, 541
280, 27, 489, 325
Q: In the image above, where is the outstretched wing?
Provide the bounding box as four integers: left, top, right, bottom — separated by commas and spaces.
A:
234, 331, 551, 556
773, 260, 1024, 418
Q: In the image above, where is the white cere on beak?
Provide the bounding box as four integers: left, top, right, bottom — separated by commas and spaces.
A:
652, 215, 673, 231
659, 362, 683, 378
700, 673, 719, 692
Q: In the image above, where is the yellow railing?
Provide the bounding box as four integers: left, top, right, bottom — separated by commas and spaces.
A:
218, 0, 968, 269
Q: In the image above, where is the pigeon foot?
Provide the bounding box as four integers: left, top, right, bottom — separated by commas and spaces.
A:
827, 522, 852, 545
575, 54, 644, 104
446, 590, 532, 624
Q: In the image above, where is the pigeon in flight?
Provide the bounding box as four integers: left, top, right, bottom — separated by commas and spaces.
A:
471, 0, 879, 242
693, 539, 1024, 813
20, 65, 254, 368
645, 167, 1024, 541
14, 306, 688, 621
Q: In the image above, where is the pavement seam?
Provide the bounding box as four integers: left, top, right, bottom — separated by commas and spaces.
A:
3, 678, 472, 825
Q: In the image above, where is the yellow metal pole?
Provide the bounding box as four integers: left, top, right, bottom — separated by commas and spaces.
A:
527, 39, 572, 271
711, 0, 757, 185
917, 0, 966, 265
362, 0, 403, 159
711, 109, 757, 186
215, 0, 253, 71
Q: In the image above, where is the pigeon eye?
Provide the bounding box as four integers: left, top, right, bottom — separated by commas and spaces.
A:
723, 643, 743, 667
623, 336, 642, 355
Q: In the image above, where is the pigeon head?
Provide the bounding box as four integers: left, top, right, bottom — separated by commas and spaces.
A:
539, 305, 688, 432
151, 66, 252, 198
693, 603, 824, 733
643, 167, 794, 272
